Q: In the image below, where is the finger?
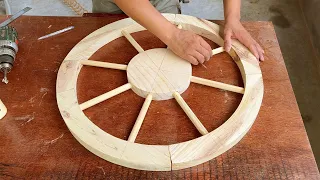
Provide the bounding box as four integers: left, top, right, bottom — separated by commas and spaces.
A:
236, 32, 253, 50
249, 44, 259, 60
191, 50, 206, 64
256, 43, 264, 54
255, 44, 265, 61
186, 55, 199, 65
224, 29, 232, 52
237, 32, 259, 60
200, 39, 212, 58
196, 43, 211, 62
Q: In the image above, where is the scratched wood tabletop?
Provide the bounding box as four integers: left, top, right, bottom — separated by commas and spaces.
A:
0, 14, 319, 179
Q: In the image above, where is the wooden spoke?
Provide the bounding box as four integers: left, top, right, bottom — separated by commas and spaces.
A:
173, 92, 208, 135
128, 94, 153, 142
212, 47, 224, 56
80, 83, 132, 110
191, 76, 244, 94
122, 30, 144, 53
80, 60, 127, 70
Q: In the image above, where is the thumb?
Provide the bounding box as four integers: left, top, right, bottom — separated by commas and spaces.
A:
224, 29, 232, 52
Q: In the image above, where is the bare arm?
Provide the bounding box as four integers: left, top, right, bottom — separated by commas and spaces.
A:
224, 0, 241, 21
113, 0, 212, 65
113, 0, 263, 62
113, 0, 175, 44
223, 0, 264, 61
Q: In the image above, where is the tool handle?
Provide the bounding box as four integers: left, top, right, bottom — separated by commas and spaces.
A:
0, 99, 7, 119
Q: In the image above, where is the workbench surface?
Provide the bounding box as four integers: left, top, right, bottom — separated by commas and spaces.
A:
0, 15, 319, 179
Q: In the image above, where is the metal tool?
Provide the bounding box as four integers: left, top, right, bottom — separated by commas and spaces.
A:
0, 26, 18, 84
38, 26, 74, 40
0, 7, 31, 84
0, 7, 31, 27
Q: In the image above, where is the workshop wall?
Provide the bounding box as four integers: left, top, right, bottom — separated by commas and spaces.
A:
300, 0, 320, 72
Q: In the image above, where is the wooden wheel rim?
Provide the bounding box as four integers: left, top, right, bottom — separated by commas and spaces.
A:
56, 14, 263, 171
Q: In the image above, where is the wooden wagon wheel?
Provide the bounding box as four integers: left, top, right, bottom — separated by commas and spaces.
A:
56, 14, 263, 171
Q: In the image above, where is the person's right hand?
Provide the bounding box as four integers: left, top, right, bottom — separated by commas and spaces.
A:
166, 28, 212, 65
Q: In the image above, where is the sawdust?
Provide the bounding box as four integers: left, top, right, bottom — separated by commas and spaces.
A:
44, 133, 64, 145
17, 112, 36, 126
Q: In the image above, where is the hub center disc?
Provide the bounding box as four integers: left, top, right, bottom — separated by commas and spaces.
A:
127, 48, 192, 100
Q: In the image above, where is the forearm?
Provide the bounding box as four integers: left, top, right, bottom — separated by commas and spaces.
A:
223, 0, 241, 21
113, 0, 177, 44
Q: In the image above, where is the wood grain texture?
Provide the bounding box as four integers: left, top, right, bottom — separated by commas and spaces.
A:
56, 14, 264, 171
0, 99, 7, 119
0, 15, 318, 178
127, 48, 192, 100
170, 74, 263, 170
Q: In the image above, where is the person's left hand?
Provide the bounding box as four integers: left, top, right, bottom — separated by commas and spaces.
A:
224, 19, 265, 61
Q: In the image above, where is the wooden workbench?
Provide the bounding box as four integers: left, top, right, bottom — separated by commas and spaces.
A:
0, 15, 319, 179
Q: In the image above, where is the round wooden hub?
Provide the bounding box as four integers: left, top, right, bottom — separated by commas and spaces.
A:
127, 48, 192, 100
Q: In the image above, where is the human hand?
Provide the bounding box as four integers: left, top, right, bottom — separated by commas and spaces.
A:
224, 19, 265, 61
166, 28, 212, 65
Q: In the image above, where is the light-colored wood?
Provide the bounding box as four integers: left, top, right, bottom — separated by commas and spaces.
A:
128, 94, 152, 142
0, 99, 7, 120
191, 76, 245, 94
127, 48, 191, 100
121, 30, 144, 53
173, 92, 208, 135
170, 74, 263, 170
212, 47, 224, 56
80, 60, 127, 70
56, 14, 264, 171
57, 89, 171, 171
80, 83, 132, 110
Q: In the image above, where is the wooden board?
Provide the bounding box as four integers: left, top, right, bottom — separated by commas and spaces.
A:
0, 15, 318, 178
56, 14, 263, 171
127, 48, 192, 100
